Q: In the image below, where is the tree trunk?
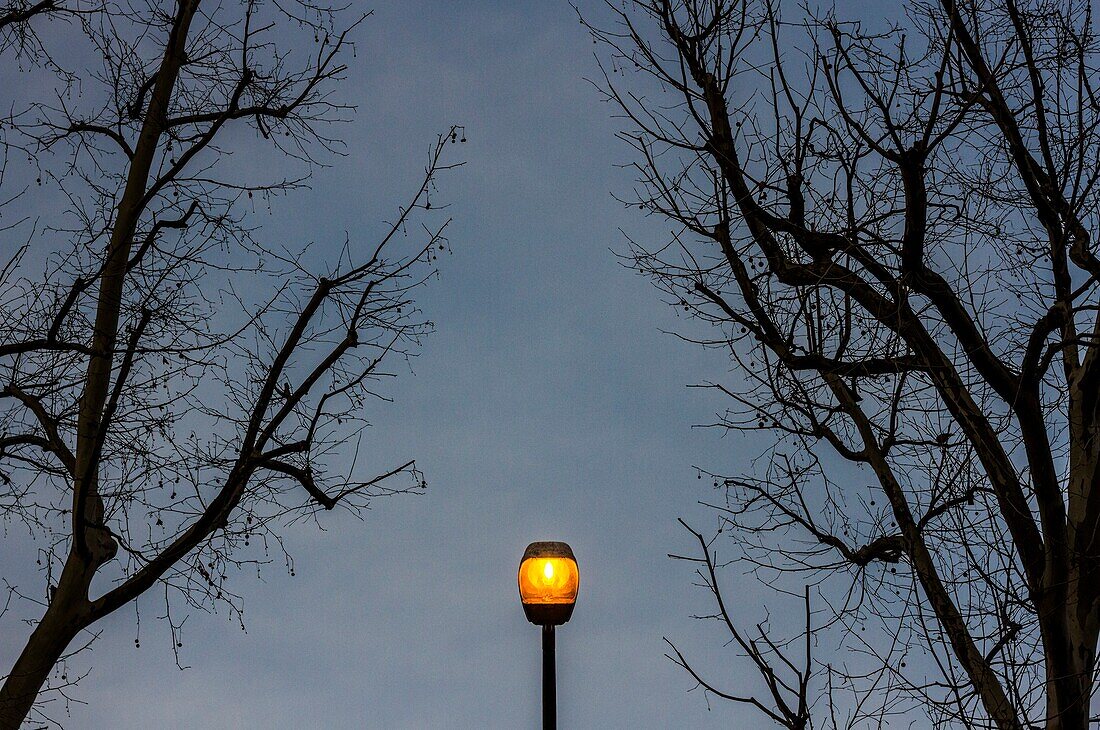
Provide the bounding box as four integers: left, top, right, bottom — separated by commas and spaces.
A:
1046, 660, 1092, 730
0, 559, 91, 729
1044, 609, 1098, 729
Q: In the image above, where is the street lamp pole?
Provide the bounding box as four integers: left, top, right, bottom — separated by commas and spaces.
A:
542, 624, 556, 730
518, 541, 578, 730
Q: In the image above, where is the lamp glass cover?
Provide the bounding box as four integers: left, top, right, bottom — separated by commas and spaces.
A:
518, 556, 579, 605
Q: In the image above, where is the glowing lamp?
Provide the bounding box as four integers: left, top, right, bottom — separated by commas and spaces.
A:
518, 541, 579, 626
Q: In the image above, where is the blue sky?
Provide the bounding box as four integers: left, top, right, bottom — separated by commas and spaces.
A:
2, 0, 891, 727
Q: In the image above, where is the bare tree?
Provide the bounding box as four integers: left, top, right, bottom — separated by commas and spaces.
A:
0, 0, 66, 55
667, 519, 814, 729
0, 1, 461, 725
589, 0, 1100, 727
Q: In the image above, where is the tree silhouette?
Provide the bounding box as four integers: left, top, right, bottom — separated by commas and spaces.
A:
0, 2, 460, 725
591, 0, 1100, 727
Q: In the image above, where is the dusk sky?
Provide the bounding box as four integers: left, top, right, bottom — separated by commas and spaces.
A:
1, 1, 890, 727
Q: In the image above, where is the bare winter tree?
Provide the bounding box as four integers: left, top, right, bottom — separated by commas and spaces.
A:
589, 0, 1100, 727
0, 1, 460, 725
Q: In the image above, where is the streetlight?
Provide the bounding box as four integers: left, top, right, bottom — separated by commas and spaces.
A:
518, 541, 579, 730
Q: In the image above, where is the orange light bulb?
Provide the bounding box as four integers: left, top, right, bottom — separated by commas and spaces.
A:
518, 541, 579, 626
519, 556, 579, 605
